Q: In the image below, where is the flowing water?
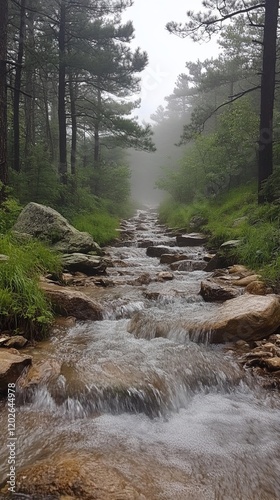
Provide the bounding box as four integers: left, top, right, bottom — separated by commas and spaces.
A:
0, 210, 280, 499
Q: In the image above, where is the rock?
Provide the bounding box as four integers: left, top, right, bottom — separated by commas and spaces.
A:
220, 239, 242, 249
176, 233, 207, 247
204, 253, 234, 272
189, 216, 207, 231
138, 240, 154, 248
0, 335, 10, 345
13, 202, 102, 255
262, 357, 280, 371
129, 295, 280, 345
0, 254, 9, 262
0, 349, 32, 393
228, 265, 251, 275
160, 254, 187, 265
17, 359, 61, 391
245, 280, 271, 295
62, 253, 107, 275
146, 246, 173, 258
157, 272, 174, 281
235, 340, 248, 347
232, 275, 261, 287
200, 279, 243, 302
40, 283, 103, 320
10, 453, 145, 500
176, 260, 207, 272
232, 216, 248, 227
203, 253, 216, 262
3, 335, 28, 349
170, 259, 206, 271
207, 295, 280, 343
268, 334, 280, 345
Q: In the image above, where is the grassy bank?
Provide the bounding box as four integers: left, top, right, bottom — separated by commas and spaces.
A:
159, 184, 280, 287
0, 198, 122, 339
0, 234, 62, 338
71, 211, 119, 246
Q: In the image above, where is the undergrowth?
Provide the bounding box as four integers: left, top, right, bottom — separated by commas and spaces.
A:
159, 184, 280, 287
71, 211, 119, 246
0, 234, 62, 339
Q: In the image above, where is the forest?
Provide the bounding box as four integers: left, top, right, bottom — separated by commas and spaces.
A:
0, 0, 280, 329
1, 2, 280, 499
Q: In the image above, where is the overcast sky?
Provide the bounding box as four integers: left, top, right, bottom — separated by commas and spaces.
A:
123, 0, 220, 122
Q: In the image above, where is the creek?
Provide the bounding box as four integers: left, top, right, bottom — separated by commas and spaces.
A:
0, 210, 280, 499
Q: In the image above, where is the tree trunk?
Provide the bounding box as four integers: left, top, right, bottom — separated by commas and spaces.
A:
58, 0, 67, 184
258, 0, 278, 203
69, 70, 77, 175
13, 0, 26, 172
24, 0, 35, 159
40, 69, 54, 160
0, 0, 8, 198
93, 83, 102, 196
94, 83, 102, 165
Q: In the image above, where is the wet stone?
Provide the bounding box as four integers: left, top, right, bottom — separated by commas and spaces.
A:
176, 233, 207, 247
146, 246, 173, 258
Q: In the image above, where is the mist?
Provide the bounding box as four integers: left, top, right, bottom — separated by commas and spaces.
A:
128, 115, 186, 207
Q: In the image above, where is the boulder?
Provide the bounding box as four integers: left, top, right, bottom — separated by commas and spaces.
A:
146, 246, 173, 258
0, 349, 32, 393
128, 295, 280, 345
62, 253, 107, 275
40, 283, 103, 320
176, 233, 207, 247
200, 278, 243, 302
13, 202, 102, 255
207, 295, 280, 343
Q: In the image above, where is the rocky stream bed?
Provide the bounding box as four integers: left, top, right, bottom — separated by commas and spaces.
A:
0, 209, 280, 499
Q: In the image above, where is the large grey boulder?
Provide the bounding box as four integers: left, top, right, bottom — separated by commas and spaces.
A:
13, 202, 102, 255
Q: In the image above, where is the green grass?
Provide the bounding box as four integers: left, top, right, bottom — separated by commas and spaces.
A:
159, 184, 280, 288
0, 234, 62, 338
71, 211, 119, 246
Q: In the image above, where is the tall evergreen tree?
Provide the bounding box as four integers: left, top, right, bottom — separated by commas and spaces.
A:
0, 0, 8, 197
167, 0, 279, 202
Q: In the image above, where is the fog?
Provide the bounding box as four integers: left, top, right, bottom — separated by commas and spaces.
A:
123, 1, 220, 206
